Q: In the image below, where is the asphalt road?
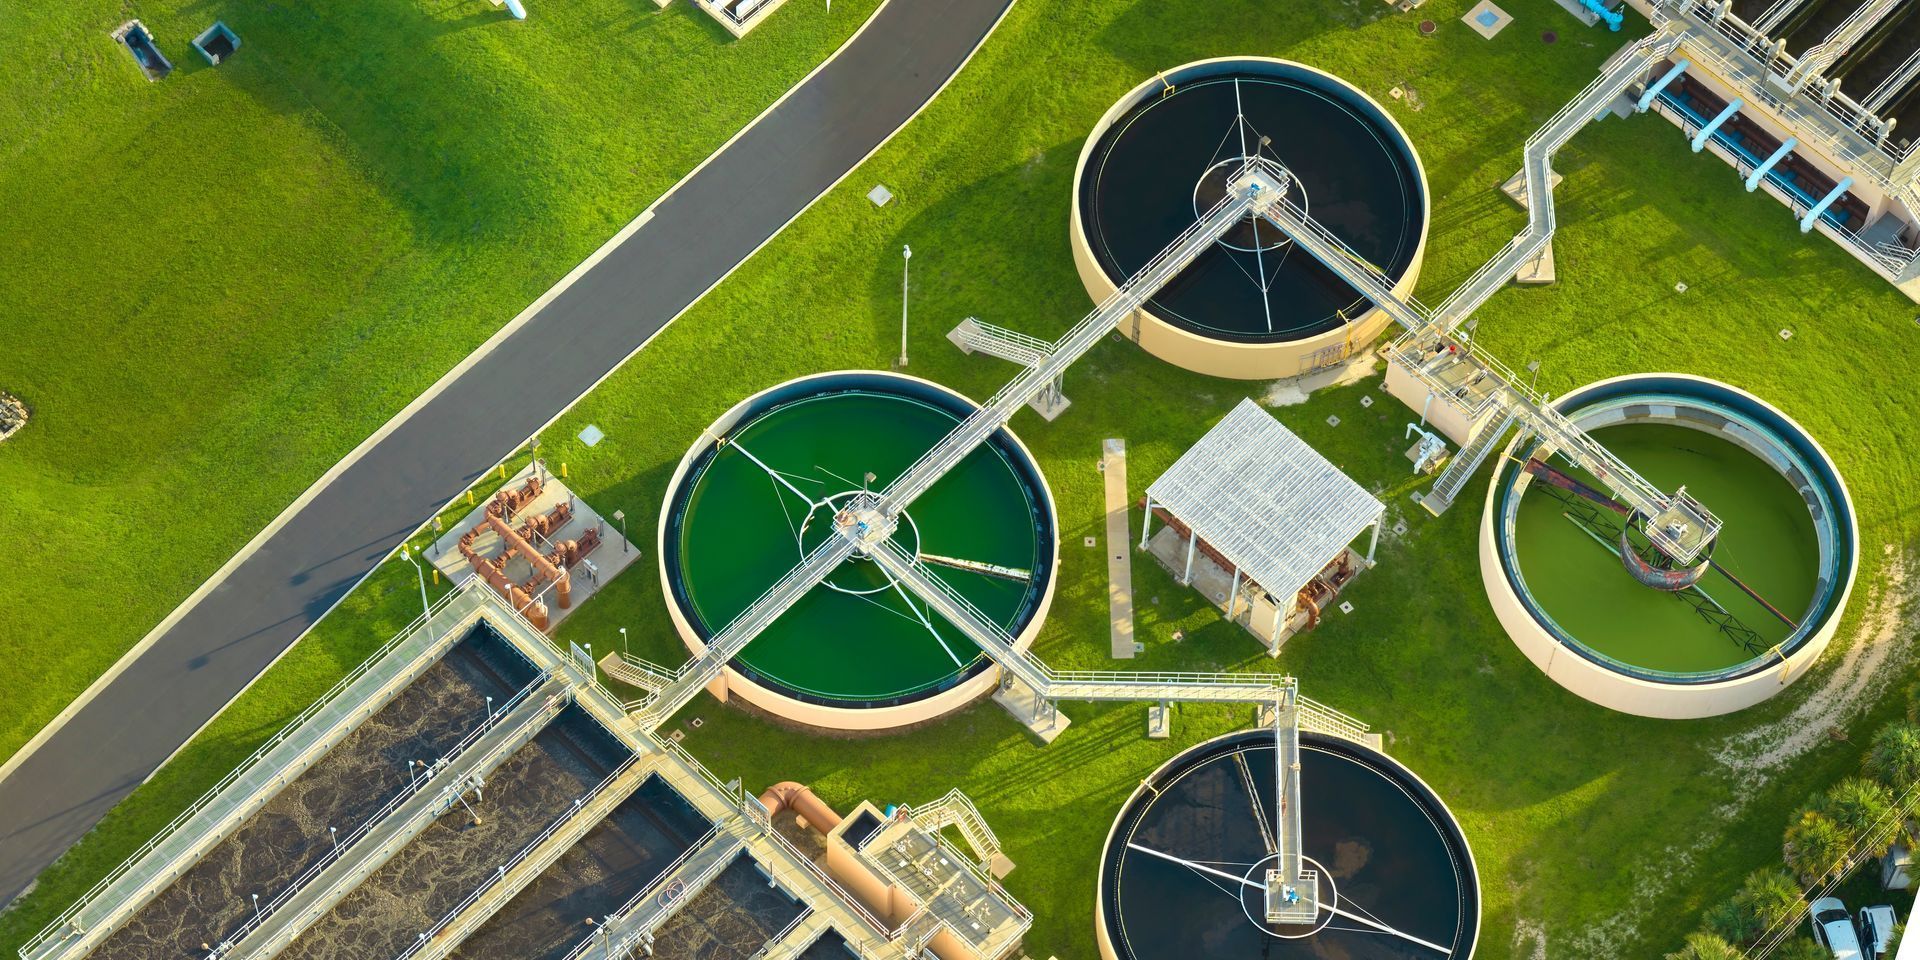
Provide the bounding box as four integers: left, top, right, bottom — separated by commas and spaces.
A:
0, 0, 1012, 907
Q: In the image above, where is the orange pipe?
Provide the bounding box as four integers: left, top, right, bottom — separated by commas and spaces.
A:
758, 782, 844, 832
486, 513, 571, 608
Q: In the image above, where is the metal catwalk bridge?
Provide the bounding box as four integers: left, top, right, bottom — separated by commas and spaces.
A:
1225, 29, 1722, 563
878, 164, 1289, 515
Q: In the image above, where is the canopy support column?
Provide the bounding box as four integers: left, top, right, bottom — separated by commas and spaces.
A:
1182, 530, 1199, 584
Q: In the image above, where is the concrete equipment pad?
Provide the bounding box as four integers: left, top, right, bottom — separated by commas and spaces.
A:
428, 462, 640, 628
1102, 439, 1136, 659
1464, 1, 1513, 38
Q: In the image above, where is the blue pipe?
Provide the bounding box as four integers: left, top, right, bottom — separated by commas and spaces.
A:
1637, 60, 1689, 113
1582, 0, 1625, 30
1745, 137, 1797, 192
1692, 98, 1742, 153
1800, 177, 1852, 233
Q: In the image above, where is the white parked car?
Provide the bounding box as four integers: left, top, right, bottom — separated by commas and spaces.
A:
1857, 904, 1897, 957
1811, 897, 1865, 959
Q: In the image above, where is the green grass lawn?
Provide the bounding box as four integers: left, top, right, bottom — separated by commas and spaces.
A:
533, 1, 1920, 956
0, 0, 881, 764
7, 0, 1920, 958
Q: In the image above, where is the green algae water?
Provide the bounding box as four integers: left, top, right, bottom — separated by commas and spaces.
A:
674, 388, 1048, 705
1510, 423, 1818, 674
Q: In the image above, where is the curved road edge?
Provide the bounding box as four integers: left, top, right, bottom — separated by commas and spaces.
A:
0, 0, 1016, 907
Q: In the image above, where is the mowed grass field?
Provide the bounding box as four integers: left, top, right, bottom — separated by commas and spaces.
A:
0, 0, 880, 764
534, 1, 1920, 957
7, 1, 1920, 959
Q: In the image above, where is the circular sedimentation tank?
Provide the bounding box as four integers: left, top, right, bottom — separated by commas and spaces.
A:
659, 371, 1057, 731
1098, 730, 1480, 960
1071, 57, 1429, 380
1482, 374, 1858, 718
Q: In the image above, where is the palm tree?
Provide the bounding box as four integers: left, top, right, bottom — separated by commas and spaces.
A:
1818, 777, 1896, 855
1666, 932, 1742, 960
1866, 721, 1920, 792
1736, 867, 1803, 940
1704, 898, 1761, 946
1769, 935, 1832, 960
1705, 867, 1804, 946
1784, 809, 1852, 884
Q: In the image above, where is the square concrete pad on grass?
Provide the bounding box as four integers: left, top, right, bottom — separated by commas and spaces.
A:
430, 462, 640, 630
1463, 0, 1513, 38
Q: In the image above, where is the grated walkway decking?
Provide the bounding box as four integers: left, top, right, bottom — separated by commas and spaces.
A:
443, 775, 713, 960
647, 856, 808, 960
88, 635, 529, 960
272, 708, 627, 960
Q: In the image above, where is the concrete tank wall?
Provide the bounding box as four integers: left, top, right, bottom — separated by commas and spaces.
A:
1069, 57, 1430, 381
657, 371, 1059, 732
1479, 374, 1858, 719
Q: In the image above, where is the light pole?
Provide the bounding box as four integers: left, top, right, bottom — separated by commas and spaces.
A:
899, 244, 912, 367
612, 509, 627, 554
619, 627, 629, 658
400, 543, 434, 640
1526, 359, 1543, 394
250, 893, 260, 922
328, 826, 338, 853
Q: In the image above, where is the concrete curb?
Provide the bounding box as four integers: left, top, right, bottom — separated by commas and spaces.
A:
0, 0, 1018, 798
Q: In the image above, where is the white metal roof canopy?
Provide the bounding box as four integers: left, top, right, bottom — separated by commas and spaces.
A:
1145, 398, 1384, 601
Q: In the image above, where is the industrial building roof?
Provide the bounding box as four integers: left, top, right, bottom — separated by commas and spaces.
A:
1146, 398, 1384, 598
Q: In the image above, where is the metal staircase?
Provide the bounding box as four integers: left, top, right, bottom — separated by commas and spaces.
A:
949, 317, 1068, 415
950, 317, 1050, 366
879, 165, 1285, 516
903, 790, 1004, 867
599, 651, 676, 694
1233, 30, 1723, 563
1422, 403, 1518, 516
1256, 176, 1720, 560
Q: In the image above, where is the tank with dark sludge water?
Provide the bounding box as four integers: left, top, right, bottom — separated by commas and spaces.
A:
1097, 729, 1480, 960
1070, 57, 1429, 380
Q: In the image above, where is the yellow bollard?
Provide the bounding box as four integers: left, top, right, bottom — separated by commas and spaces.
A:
561, 462, 569, 479
498, 464, 507, 481
467, 490, 476, 506
432, 569, 440, 585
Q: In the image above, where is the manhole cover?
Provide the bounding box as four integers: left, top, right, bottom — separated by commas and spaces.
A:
1418, 19, 1437, 34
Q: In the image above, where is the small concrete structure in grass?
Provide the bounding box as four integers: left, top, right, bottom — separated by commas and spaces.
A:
688, 0, 789, 39
1140, 399, 1384, 655
1463, 0, 1514, 39
0, 391, 29, 442
111, 21, 172, 82
1101, 439, 1138, 660
191, 22, 239, 66
428, 461, 640, 631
